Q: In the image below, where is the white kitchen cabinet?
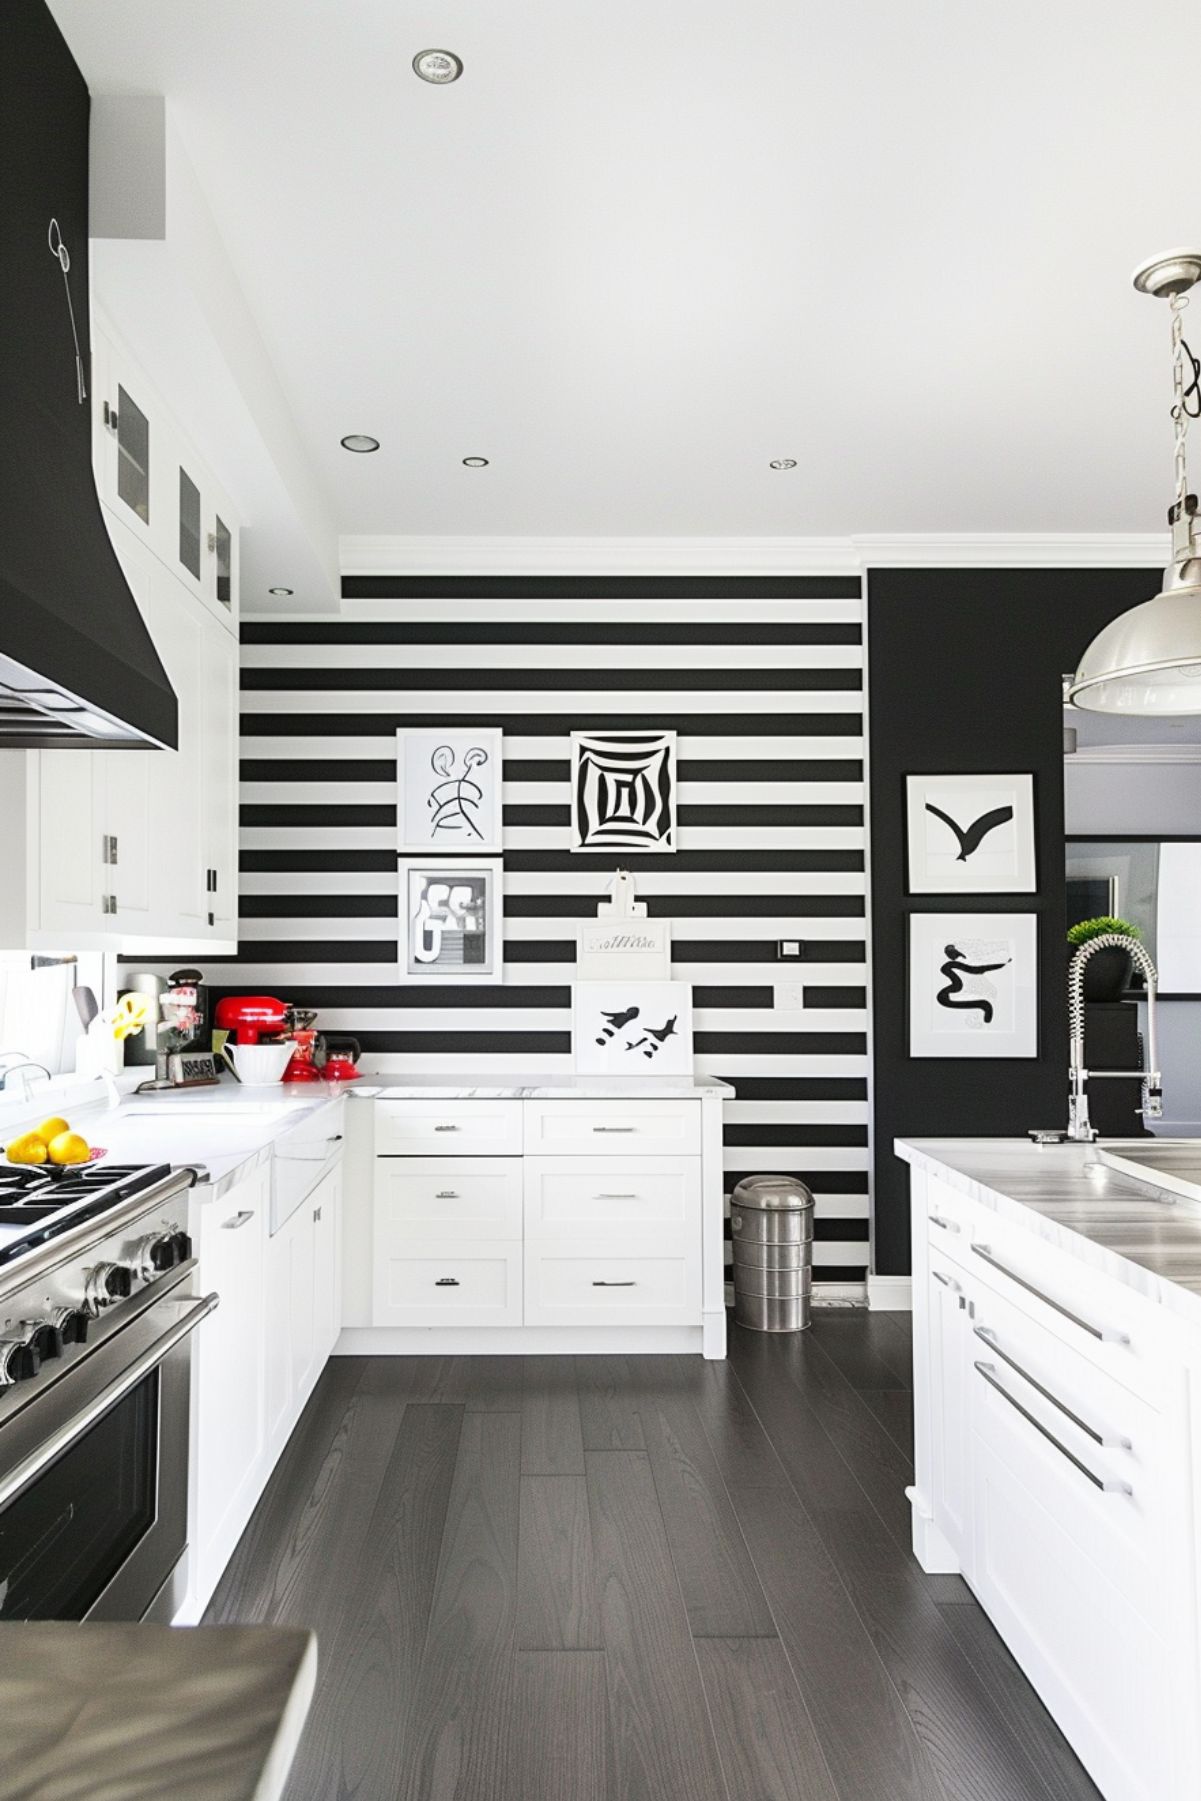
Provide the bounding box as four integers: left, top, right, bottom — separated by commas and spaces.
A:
312, 1163, 343, 1365
925, 1244, 973, 1563
264, 1163, 342, 1459
202, 620, 239, 938
189, 1164, 268, 1612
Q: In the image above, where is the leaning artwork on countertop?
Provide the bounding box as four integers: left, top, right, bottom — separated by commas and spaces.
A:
399, 858, 504, 983
905, 772, 1036, 893
909, 912, 1037, 1058
573, 980, 693, 1076
571, 730, 676, 852
397, 727, 503, 852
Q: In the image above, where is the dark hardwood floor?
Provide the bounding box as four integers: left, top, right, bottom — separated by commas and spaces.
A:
206, 1313, 1103, 1801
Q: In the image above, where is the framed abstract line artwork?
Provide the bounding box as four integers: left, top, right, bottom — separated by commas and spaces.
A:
909, 912, 1037, 1058
571, 730, 676, 853
398, 858, 503, 983
397, 728, 503, 853
905, 773, 1036, 894
573, 981, 693, 1077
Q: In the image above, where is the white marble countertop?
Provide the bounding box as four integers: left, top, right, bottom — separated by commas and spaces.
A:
0, 1623, 315, 1800
897, 1135, 1201, 1325
354, 1073, 733, 1099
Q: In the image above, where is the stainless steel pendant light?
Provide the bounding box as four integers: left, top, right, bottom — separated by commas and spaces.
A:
1068, 249, 1201, 713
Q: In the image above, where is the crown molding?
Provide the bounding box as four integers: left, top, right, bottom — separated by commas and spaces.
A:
339, 531, 1169, 577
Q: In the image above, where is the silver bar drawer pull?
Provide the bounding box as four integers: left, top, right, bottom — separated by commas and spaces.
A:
931, 1269, 961, 1292
971, 1245, 1129, 1343
593, 1126, 636, 1133
928, 1213, 960, 1234
433, 1124, 459, 1133
435, 1190, 459, 1199
221, 1210, 254, 1231
974, 1362, 1132, 1494
435, 1277, 460, 1287
593, 1280, 636, 1287
973, 1327, 1131, 1449
595, 1193, 639, 1200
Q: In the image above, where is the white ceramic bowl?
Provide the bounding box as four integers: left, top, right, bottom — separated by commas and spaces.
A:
221, 1040, 293, 1087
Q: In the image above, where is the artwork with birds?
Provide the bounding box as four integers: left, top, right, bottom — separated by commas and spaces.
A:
925, 800, 1014, 862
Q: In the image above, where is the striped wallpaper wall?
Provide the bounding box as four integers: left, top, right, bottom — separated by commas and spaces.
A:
228, 577, 871, 1287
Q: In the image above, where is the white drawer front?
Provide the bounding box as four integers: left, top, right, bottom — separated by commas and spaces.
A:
375, 1158, 522, 1243
375, 1099, 523, 1158
524, 1155, 700, 1241
524, 1239, 701, 1326
523, 1098, 700, 1157
373, 1239, 522, 1327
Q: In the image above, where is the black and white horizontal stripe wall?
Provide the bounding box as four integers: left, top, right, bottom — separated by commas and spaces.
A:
234, 576, 870, 1288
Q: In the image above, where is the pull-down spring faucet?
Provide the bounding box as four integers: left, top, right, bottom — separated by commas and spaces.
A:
1067, 934, 1162, 1142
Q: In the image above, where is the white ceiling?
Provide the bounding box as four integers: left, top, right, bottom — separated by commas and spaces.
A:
50, 0, 1200, 542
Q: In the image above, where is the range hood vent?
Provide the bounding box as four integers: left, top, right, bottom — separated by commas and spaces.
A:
0, 0, 178, 752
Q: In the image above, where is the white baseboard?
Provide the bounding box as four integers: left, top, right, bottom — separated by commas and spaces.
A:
868, 1275, 913, 1311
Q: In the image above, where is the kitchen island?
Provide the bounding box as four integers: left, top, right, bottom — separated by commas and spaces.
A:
898, 1135, 1201, 1801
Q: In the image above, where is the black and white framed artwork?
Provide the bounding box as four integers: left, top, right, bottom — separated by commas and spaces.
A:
573, 980, 693, 1076
905, 773, 1036, 894
399, 858, 503, 983
397, 727, 503, 853
571, 730, 676, 853
909, 912, 1037, 1058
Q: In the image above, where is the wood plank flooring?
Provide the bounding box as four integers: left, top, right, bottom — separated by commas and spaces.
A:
207, 1313, 1103, 1801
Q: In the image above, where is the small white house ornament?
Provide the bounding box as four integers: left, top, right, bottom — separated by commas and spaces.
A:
579, 869, 670, 978
597, 868, 647, 918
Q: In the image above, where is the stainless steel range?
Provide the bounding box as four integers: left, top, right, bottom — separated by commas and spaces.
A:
0, 1160, 217, 1623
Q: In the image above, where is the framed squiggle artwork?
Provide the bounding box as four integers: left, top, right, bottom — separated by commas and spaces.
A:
909, 913, 1037, 1058
397, 728, 503, 853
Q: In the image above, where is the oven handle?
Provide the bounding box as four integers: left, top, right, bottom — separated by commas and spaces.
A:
0, 1292, 219, 1513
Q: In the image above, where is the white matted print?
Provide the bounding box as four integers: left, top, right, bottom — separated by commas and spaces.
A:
397, 728, 503, 852
576, 918, 671, 982
573, 981, 693, 1076
399, 858, 503, 983
571, 731, 676, 852
909, 913, 1037, 1058
906, 774, 1035, 894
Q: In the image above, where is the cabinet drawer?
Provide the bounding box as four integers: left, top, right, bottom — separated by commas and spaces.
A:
523, 1098, 699, 1157
375, 1099, 522, 1157
375, 1158, 522, 1242
524, 1239, 701, 1326
372, 1239, 522, 1328
524, 1155, 700, 1241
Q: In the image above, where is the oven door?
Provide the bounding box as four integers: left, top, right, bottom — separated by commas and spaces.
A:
0, 1287, 218, 1622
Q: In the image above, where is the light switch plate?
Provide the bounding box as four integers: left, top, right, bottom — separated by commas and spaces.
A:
774, 982, 807, 1011
777, 939, 804, 960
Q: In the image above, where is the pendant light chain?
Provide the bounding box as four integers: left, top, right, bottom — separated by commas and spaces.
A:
1169, 292, 1201, 519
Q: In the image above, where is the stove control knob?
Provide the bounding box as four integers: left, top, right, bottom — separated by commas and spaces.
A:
133, 1233, 181, 1278
0, 1336, 40, 1386
50, 1307, 89, 1347
22, 1320, 64, 1363
171, 1231, 193, 1265
84, 1262, 133, 1312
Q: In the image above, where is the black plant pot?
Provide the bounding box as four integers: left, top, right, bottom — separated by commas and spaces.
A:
1070, 944, 1134, 1001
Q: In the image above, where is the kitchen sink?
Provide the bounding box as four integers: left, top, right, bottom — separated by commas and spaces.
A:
119, 1101, 304, 1119
1097, 1142, 1201, 1207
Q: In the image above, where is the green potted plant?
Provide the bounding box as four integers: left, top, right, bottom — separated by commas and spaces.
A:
1067, 916, 1141, 1001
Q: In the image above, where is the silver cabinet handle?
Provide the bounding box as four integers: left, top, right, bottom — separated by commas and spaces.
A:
593, 1126, 636, 1133
592, 1280, 636, 1287
931, 1269, 961, 1292
973, 1326, 1131, 1449
327, 1134, 343, 1143
595, 1192, 639, 1200
974, 1362, 1132, 1494
435, 1190, 459, 1199
435, 1277, 460, 1287
434, 1124, 459, 1132
971, 1244, 1129, 1343
221, 1210, 254, 1231
313, 1206, 322, 1223
928, 1213, 960, 1234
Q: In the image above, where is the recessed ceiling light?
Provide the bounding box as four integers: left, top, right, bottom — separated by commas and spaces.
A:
462, 456, 489, 468
341, 434, 380, 453
413, 49, 463, 84
268, 587, 294, 597
770, 458, 797, 470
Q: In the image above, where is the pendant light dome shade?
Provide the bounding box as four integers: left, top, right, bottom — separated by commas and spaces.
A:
1068, 560, 1201, 713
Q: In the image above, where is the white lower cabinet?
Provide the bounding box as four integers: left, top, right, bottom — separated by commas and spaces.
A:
910, 1166, 1201, 1801
187, 1151, 342, 1618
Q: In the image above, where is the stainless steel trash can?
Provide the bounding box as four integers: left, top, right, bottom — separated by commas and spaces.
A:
730, 1174, 815, 1332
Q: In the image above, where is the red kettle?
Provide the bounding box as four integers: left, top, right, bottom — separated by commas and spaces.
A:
322, 1035, 361, 1082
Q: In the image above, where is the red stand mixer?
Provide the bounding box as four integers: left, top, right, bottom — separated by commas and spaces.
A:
213, 997, 361, 1083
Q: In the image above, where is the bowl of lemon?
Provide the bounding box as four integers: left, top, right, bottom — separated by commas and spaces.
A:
6, 1116, 96, 1170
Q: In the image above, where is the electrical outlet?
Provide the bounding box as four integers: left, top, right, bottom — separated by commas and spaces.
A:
777, 939, 804, 960
774, 982, 807, 1011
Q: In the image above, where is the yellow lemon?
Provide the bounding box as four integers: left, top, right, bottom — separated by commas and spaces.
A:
47, 1131, 90, 1167
34, 1116, 70, 1146
6, 1133, 48, 1166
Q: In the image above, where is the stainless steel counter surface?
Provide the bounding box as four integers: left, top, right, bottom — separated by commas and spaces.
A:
896, 1135, 1201, 1325
0, 1623, 315, 1801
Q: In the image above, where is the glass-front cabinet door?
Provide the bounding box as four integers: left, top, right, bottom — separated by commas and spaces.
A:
178, 466, 202, 582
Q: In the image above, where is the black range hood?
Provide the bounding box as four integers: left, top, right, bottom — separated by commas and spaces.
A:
0, 0, 178, 750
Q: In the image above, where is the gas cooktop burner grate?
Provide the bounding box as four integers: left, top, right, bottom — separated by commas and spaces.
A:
0, 1163, 173, 1234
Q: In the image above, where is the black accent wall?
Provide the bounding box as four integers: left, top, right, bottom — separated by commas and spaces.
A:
868, 566, 1163, 1276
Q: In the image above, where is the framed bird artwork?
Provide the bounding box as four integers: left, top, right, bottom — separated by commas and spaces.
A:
572, 981, 694, 1077
905, 774, 1036, 894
